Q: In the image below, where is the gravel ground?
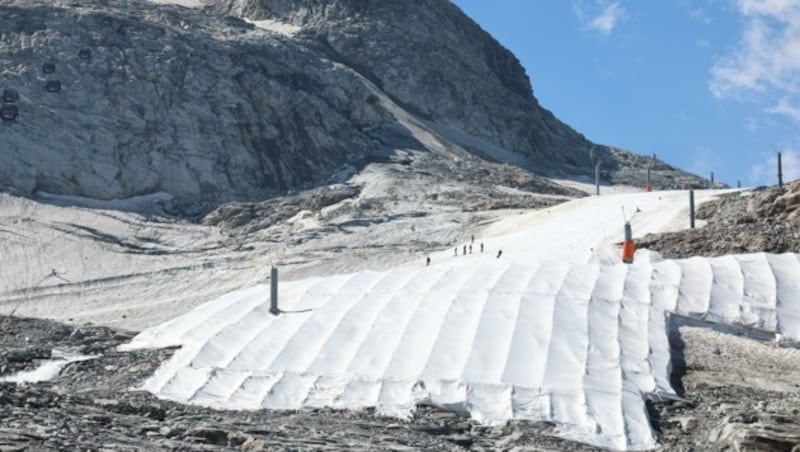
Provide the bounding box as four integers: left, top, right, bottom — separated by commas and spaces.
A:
638, 183, 800, 258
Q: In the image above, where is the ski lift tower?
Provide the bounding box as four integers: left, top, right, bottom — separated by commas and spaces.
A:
589, 145, 601, 196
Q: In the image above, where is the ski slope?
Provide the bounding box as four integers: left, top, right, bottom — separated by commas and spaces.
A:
122, 188, 800, 450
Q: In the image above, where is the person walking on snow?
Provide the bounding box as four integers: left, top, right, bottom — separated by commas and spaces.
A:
497, 249, 502, 258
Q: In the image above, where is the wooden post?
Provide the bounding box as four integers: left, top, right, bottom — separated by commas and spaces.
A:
778, 152, 783, 188
270, 265, 279, 315
689, 190, 695, 229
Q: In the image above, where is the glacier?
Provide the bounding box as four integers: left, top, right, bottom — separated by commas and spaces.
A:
121, 189, 800, 450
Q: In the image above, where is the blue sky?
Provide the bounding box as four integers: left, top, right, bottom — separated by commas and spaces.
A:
452, 0, 800, 187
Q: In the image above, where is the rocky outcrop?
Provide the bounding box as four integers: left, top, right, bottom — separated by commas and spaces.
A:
0, 0, 707, 206
0, 1, 389, 202
638, 181, 800, 258
214, 0, 578, 164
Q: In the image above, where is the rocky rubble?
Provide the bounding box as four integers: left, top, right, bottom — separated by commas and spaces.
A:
638, 181, 800, 258
650, 318, 800, 452
203, 151, 585, 233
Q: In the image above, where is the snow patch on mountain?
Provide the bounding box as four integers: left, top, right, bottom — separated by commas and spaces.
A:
245, 18, 302, 37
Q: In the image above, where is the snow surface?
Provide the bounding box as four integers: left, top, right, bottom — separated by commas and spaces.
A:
118, 187, 800, 450
443, 189, 722, 266
35, 191, 173, 214
144, 0, 205, 7
244, 18, 302, 37
0, 349, 95, 383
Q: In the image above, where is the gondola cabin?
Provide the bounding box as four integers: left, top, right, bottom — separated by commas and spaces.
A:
45, 80, 61, 93
0, 104, 18, 121
2, 89, 19, 103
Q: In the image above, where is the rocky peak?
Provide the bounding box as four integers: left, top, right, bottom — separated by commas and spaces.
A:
213, 0, 568, 162
0, 0, 706, 207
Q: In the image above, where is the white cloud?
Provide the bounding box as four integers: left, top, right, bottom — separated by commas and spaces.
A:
766, 98, 800, 121
749, 148, 800, 185
710, 0, 800, 121
574, 1, 627, 36
696, 38, 711, 48
690, 7, 713, 24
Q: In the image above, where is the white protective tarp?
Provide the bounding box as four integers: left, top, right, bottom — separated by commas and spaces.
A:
123, 252, 800, 450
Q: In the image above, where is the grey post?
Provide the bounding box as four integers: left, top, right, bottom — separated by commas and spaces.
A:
778, 151, 783, 188
710, 171, 714, 186
646, 167, 651, 187
595, 161, 601, 196
689, 190, 695, 229
270, 265, 279, 315
737, 180, 741, 189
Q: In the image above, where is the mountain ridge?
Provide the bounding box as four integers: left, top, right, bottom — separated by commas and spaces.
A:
1, 0, 707, 209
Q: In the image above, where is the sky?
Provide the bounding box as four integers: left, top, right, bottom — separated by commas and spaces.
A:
452, 0, 800, 187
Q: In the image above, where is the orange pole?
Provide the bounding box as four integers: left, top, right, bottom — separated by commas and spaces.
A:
622, 240, 635, 264
622, 221, 635, 263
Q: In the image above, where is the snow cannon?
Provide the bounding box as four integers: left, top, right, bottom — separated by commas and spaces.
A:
622, 221, 635, 264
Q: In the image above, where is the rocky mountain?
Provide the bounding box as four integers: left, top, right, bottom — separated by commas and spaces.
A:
1, 0, 706, 208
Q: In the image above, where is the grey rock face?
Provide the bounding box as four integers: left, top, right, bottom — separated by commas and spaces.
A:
216, 0, 590, 168
1, 0, 706, 204
1, 1, 388, 201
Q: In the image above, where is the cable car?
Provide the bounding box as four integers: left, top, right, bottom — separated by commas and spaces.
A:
45, 80, 61, 93
2, 89, 19, 103
0, 104, 18, 121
